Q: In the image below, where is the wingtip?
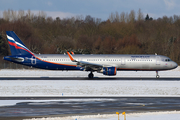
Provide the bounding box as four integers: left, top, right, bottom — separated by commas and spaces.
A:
71, 51, 74, 55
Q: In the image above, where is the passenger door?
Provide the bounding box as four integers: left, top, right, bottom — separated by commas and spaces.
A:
156, 56, 160, 65
121, 58, 126, 65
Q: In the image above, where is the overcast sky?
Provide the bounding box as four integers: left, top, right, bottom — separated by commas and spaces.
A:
0, 0, 180, 20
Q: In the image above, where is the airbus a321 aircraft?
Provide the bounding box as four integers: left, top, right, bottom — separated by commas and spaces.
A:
4, 31, 178, 78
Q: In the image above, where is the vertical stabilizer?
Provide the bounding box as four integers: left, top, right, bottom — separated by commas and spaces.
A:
6, 31, 34, 56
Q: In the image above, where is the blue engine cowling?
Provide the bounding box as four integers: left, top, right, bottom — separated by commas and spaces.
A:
103, 67, 117, 76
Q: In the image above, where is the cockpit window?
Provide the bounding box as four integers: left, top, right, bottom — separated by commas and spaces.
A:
165, 59, 171, 62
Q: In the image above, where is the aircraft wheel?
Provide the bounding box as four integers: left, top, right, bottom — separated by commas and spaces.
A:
156, 75, 160, 79
156, 71, 160, 79
88, 72, 94, 79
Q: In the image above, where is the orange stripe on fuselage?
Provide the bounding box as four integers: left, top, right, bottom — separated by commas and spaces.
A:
35, 56, 77, 67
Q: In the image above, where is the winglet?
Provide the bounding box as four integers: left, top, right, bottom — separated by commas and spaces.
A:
71, 51, 74, 55
67, 52, 76, 62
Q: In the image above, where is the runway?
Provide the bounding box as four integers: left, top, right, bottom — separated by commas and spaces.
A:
0, 97, 180, 120
0, 77, 180, 81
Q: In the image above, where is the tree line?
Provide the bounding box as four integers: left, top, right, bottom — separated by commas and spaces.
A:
0, 9, 180, 65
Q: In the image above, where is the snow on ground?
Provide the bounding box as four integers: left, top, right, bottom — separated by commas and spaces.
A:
25, 111, 180, 120
0, 79, 180, 97
0, 67, 180, 97
0, 68, 180, 120
0, 66, 180, 78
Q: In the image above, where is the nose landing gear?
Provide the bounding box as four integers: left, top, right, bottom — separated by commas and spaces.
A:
156, 71, 160, 78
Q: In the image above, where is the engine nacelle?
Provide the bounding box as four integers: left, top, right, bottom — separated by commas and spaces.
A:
102, 67, 117, 76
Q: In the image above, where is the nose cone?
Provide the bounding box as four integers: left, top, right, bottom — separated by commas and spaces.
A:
172, 62, 178, 69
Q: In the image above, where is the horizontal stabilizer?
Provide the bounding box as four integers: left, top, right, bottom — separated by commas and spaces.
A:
4, 56, 24, 62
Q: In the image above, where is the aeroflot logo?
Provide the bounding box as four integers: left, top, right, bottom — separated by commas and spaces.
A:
7, 35, 31, 52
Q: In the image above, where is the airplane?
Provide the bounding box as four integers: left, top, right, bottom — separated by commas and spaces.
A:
3, 31, 178, 78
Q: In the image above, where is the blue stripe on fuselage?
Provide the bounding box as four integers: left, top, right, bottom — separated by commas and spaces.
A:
4, 55, 78, 70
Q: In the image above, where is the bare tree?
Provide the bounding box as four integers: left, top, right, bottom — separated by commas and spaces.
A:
18, 10, 25, 20
3, 10, 9, 21
137, 9, 144, 21
109, 12, 115, 22
120, 12, 126, 22
115, 11, 120, 22
38, 11, 46, 19
11, 10, 17, 21
129, 10, 136, 23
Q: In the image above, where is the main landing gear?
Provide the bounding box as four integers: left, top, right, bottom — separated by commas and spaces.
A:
88, 72, 94, 79
156, 71, 160, 78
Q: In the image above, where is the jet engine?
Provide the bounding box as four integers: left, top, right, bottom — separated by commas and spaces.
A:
102, 67, 117, 76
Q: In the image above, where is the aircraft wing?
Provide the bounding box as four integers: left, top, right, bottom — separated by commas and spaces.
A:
67, 52, 103, 71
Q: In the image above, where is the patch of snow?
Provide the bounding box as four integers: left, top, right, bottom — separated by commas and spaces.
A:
0, 80, 180, 97
24, 111, 180, 120
0, 66, 180, 77
0, 67, 180, 97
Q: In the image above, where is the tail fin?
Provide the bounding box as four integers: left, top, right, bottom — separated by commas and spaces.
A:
6, 31, 34, 56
